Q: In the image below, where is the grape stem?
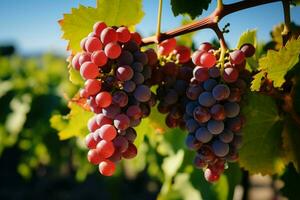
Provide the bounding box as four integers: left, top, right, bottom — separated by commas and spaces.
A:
281, 0, 291, 45
156, 0, 163, 42
141, 0, 283, 45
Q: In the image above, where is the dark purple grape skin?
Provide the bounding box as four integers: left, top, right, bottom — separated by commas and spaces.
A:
203, 79, 217, 91
117, 50, 133, 65
198, 92, 216, 107
113, 91, 129, 107
134, 51, 148, 65
125, 128, 137, 143
195, 127, 213, 143
124, 80, 136, 93
207, 120, 224, 135
224, 102, 240, 118
218, 129, 234, 143
240, 43, 255, 57
193, 106, 211, 123
185, 101, 198, 116
133, 72, 145, 84
134, 85, 151, 102
212, 140, 230, 157
102, 104, 121, 119
212, 84, 230, 101
132, 62, 143, 72
186, 118, 199, 133
186, 85, 203, 100
164, 89, 178, 105
113, 136, 129, 153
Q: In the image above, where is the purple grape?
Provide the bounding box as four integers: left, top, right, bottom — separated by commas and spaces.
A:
113, 136, 129, 153
240, 43, 255, 57
164, 89, 178, 105
208, 67, 220, 78
134, 85, 151, 102
131, 62, 143, 72
124, 80, 136, 93
133, 72, 145, 84
142, 65, 152, 80
185, 101, 198, 116
218, 129, 234, 143
195, 127, 213, 143
198, 92, 216, 107
114, 114, 130, 130
212, 140, 229, 157
186, 85, 203, 100
212, 84, 230, 101
185, 134, 202, 150
134, 51, 148, 65
193, 106, 211, 123
117, 50, 133, 65
224, 102, 240, 118
125, 128, 137, 142
102, 104, 121, 119
113, 91, 128, 107
207, 120, 224, 135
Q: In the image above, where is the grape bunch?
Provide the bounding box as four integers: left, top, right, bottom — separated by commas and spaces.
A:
184, 42, 255, 182
71, 21, 158, 176
154, 38, 194, 128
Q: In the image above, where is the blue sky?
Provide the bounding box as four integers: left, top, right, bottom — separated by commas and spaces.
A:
0, 0, 299, 55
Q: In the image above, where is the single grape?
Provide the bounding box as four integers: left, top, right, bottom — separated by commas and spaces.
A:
95, 91, 112, 108
204, 168, 220, 182
193, 106, 211, 123
104, 42, 121, 59
145, 49, 158, 66
131, 62, 143, 72
223, 67, 239, 83
122, 143, 137, 159
219, 129, 234, 143
229, 50, 245, 65
91, 50, 108, 67
98, 124, 117, 141
80, 61, 99, 79
212, 140, 229, 157
226, 116, 242, 132
158, 38, 176, 56
210, 104, 226, 121
100, 27, 117, 45
193, 66, 209, 82
123, 40, 139, 52
132, 72, 145, 85
96, 140, 115, 158
193, 155, 207, 169
125, 128, 137, 143
112, 91, 128, 107
80, 37, 88, 51
163, 62, 178, 77
134, 85, 151, 102
126, 105, 142, 120
114, 114, 130, 130
195, 127, 213, 143
198, 91, 216, 107
185, 101, 198, 116
207, 120, 224, 135
212, 84, 230, 101
116, 26, 131, 43
116, 65, 134, 81
85, 37, 103, 53
84, 79, 102, 96
99, 159, 116, 176
224, 102, 240, 118
200, 52, 216, 68
240, 43, 255, 57
87, 149, 103, 165
142, 65, 152, 80
93, 21, 107, 36
186, 85, 203, 100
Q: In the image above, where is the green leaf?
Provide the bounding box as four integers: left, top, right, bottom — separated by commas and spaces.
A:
60, 0, 144, 52
250, 71, 265, 91
170, 0, 211, 19
50, 102, 93, 140
239, 92, 285, 175
69, 66, 84, 86
282, 117, 300, 172
236, 29, 257, 49
258, 36, 300, 88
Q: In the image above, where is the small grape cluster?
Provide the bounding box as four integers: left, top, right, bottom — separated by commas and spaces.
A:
154, 38, 195, 128
184, 42, 255, 182
71, 21, 157, 176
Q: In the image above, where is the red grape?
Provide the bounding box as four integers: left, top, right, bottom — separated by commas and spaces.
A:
95, 91, 112, 108
85, 37, 103, 53
99, 159, 116, 176
104, 42, 121, 59
96, 140, 115, 158
80, 61, 99, 79
100, 27, 117, 45
116, 27, 131, 43
91, 50, 107, 67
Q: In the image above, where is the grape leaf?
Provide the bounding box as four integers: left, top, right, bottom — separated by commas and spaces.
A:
59, 0, 144, 53
162, 149, 184, 178
257, 36, 300, 88
239, 92, 285, 175
69, 65, 84, 86
50, 102, 93, 140
250, 71, 265, 91
282, 117, 300, 172
170, 0, 211, 19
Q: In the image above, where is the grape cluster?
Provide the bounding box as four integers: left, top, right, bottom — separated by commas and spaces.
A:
71, 21, 157, 176
154, 38, 194, 128
184, 42, 255, 182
